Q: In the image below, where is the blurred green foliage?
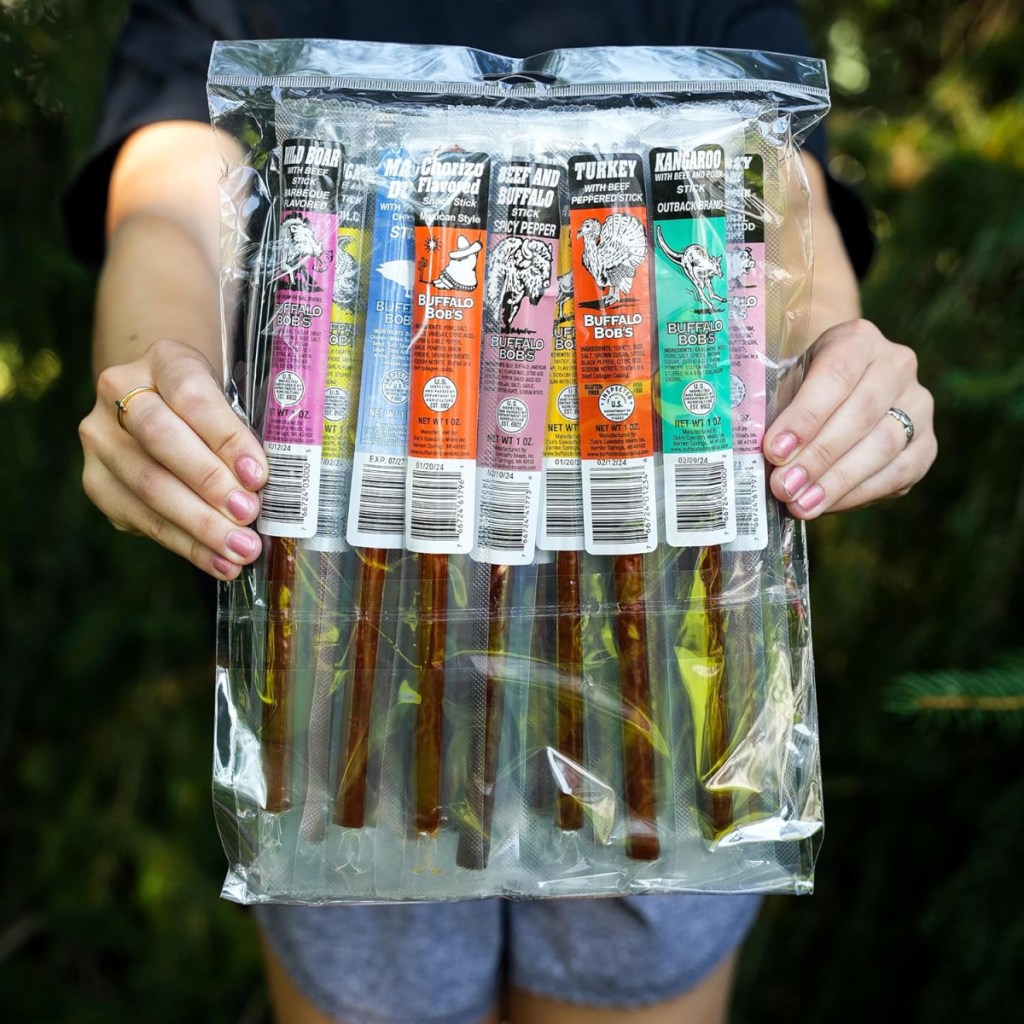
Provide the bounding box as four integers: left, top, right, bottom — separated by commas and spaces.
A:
735, 3, 1024, 1021
0, 0, 1021, 1021
0, 2, 262, 1020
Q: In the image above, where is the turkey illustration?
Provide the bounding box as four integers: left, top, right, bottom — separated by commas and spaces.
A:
576, 214, 647, 306
485, 237, 554, 331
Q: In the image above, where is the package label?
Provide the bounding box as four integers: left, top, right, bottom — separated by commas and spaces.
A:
347, 151, 416, 549
474, 159, 560, 564
406, 150, 490, 554
538, 228, 584, 551
568, 153, 658, 555
258, 138, 344, 538
725, 154, 769, 552
650, 144, 736, 547
310, 160, 368, 552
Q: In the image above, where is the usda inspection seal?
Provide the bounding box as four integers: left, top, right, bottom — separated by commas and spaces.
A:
496, 398, 529, 434
599, 384, 635, 423
324, 387, 349, 422
682, 380, 716, 416
730, 373, 746, 409
273, 370, 304, 408
557, 385, 578, 421
423, 375, 457, 413
381, 369, 410, 405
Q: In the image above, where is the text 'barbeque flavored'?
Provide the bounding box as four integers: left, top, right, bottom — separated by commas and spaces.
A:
405, 150, 490, 555
650, 143, 736, 546
258, 139, 344, 538
474, 159, 560, 565
568, 154, 658, 556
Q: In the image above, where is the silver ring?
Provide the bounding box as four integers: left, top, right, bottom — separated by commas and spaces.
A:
887, 407, 914, 448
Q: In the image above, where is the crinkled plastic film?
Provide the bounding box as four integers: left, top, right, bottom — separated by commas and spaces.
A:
209, 40, 828, 903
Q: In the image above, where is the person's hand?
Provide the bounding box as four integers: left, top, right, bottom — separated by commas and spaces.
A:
763, 319, 936, 519
80, 337, 267, 579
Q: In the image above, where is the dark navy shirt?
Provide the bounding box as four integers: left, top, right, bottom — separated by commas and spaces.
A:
65, 0, 871, 272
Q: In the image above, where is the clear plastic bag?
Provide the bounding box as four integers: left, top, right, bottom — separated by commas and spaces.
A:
208, 40, 828, 903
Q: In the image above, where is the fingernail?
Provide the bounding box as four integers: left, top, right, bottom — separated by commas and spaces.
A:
783, 466, 807, 498
797, 484, 824, 512
771, 432, 798, 460
227, 529, 259, 557
237, 456, 264, 488
213, 556, 236, 577
228, 489, 259, 521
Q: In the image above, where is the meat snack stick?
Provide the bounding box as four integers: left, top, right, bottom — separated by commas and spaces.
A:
568, 152, 659, 861
261, 537, 298, 813
537, 225, 586, 831
406, 148, 490, 834
650, 138, 738, 838
458, 156, 559, 868
334, 148, 418, 829
297, 152, 370, 842
257, 136, 344, 812
524, 552, 556, 815
715, 148, 772, 833
725, 139, 806, 837
686, 544, 735, 837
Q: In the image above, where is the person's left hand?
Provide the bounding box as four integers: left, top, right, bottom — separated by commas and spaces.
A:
762, 318, 936, 518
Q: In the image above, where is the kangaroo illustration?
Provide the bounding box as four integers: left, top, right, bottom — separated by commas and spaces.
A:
655, 227, 727, 312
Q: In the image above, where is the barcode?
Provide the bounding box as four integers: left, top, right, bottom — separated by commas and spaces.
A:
409, 469, 463, 541
316, 460, 347, 536
261, 451, 310, 525
543, 467, 583, 538
478, 478, 530, 552
588, 468, 650, 544
673, 463, 728, 533
733, 464, 760, 538
357, 465, 405, 535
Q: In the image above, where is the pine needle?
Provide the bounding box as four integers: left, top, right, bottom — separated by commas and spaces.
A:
885, 656, 1024, 735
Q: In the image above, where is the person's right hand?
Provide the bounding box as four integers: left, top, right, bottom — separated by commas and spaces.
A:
80, 337, 267, 579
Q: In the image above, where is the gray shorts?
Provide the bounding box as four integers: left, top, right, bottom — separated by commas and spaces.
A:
255, 894, 761, 1023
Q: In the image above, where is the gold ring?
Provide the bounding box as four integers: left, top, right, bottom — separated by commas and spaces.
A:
115, 385, 160, 432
